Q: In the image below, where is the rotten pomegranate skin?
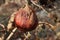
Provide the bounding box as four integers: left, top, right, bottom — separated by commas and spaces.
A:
14, 6, 38, 31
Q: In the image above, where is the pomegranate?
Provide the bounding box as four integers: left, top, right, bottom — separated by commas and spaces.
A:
14, 5, 38, 31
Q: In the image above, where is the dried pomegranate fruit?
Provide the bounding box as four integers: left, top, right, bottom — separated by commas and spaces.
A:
14, 5, 38, 31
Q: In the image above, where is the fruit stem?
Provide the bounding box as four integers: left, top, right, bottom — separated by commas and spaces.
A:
25, 0, 29, 6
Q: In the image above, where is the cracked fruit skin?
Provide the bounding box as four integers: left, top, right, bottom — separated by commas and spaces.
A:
14, 5, 38, 31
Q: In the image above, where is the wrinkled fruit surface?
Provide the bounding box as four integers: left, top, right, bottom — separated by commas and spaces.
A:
14, 6, 37, 31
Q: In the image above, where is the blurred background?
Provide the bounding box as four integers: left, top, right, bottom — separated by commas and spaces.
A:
0, 0, 60, 40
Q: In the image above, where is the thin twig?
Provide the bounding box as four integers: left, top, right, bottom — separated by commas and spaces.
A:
6, 27, 17, 40
0, 23, 5, 29
0, 23, 6, 32
6, 11, 16, 40
38, 21, 56, 30
0, 23, 5, 40
31, 0, 50, 14
24, 32, 31, 40
6, 11, 17, 40
7, 12, 17, 31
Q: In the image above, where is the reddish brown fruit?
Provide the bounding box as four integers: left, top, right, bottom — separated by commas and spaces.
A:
14, 5, 38, 31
